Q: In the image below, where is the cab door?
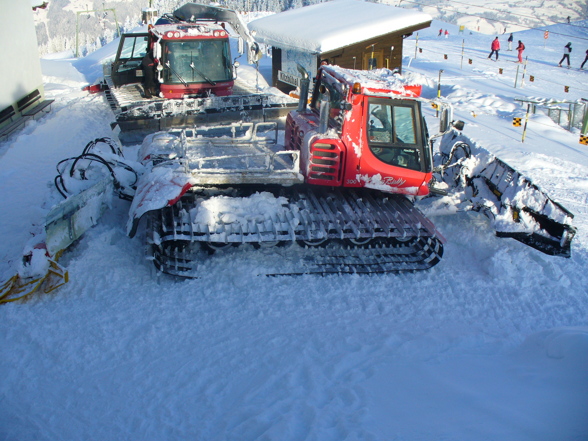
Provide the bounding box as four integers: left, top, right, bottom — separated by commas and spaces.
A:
111, 33, 149, 86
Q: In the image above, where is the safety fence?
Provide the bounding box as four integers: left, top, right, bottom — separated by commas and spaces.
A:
513, 98, 588, 144
411, 35, 588, 142
412, 35, 588, 96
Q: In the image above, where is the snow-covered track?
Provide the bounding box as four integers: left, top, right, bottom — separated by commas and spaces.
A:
148, 187, 445, 276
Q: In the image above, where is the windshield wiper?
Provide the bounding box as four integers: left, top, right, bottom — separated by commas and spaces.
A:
190, 52, 216, 86
165, 61, 188, 87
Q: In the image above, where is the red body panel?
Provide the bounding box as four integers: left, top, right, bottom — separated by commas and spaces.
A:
159, 81, 233, 99
340, 95, 431, 196
285, 69, 432, 197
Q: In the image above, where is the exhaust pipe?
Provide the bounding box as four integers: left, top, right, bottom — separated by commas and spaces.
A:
296, 64, 310, 112
318, 85, 330, 134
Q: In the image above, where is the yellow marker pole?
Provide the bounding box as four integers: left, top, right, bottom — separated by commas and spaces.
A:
436, 69, 443, 117
521, 104, 531, 143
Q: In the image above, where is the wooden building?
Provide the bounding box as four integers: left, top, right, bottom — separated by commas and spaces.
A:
248, 0, 431, 93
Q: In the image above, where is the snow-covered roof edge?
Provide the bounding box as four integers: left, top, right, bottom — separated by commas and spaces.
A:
248, 0, 431, 54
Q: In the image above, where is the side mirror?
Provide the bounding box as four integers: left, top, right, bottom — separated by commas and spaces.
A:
249, 43, 262, 64
233, 61, 240, 80
439, 103, 453, 133
452, 120, 465, 131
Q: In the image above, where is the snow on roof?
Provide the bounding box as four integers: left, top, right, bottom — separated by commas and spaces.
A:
324, 65, 422, 97
248, 0, 431, 54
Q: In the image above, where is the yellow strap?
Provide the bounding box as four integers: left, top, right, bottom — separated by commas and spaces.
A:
0, 260, 68, 304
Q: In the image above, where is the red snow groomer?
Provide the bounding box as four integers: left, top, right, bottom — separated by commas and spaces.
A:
65, 66, 574, 279
101, 3, 293, 145
125, 65, 450, 276
109, 3, 260, 99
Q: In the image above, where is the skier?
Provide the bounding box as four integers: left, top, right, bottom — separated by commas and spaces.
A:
581, 49, 588, 69
516, 40, 525, 63
438, 28, 443, 37
507, 33, 514, 51
444, 29, 449, 38
558, 42, 572, 67
488, 37, 500, 61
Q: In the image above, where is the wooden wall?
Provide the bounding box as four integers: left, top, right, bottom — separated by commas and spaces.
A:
320, 23, 430, 73
272, 22, 430, 94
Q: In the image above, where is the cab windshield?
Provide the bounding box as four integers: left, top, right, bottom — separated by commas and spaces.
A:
163, 39, 232, 84
367, 98, 424, 171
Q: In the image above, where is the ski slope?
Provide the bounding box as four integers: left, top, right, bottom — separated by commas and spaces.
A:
1, 14, 588, 441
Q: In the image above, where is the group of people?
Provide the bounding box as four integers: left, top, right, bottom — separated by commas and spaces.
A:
557, 42, 588, 69
554, 42, 588, 69
487, 34, 588, 69
488, 35, 524, 63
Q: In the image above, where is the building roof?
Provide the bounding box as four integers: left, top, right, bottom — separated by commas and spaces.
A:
247, 0, 431, 54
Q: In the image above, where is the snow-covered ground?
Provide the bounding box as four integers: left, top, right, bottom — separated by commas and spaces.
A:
1, 12, 588, 441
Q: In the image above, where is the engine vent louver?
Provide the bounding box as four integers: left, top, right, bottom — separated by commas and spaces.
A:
308, 142, 343, 185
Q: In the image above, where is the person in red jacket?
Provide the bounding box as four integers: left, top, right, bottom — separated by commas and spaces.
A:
516, 40, 525, 63
488, 37, 500, 61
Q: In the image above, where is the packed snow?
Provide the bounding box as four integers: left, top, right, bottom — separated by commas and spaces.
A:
1, 7, 588, 441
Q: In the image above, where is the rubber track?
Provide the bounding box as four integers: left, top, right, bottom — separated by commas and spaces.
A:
147, 187, 445, 277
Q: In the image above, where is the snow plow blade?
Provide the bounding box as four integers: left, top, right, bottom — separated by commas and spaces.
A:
435, 132, 576, 257
1, 177, 112, 304
45, 178, 113, 256
472, 157, 576, 257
